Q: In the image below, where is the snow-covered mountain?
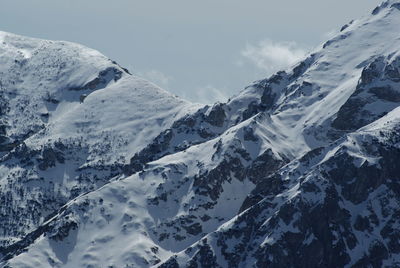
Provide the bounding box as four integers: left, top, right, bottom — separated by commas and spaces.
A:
2, 1, 400, 267
0, 31, 195, 266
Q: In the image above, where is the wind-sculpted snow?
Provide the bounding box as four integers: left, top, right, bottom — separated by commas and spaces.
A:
0, 31, 192, 258
4, 1, 400, 267
128, 0, 400, 176
332, 55, 400, 132
161, 108, 400, 268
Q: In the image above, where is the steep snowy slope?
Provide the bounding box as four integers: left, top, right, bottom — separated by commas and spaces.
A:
157, 2, 400, 267
0, 31, 194, 255
3, 1, 400, 267
161, 106, 400, 268
127, 0, 400, 173
0, 31, 193, 163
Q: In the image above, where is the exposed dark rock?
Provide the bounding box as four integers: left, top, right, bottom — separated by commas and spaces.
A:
69, 67, 123, 91
182, 222, 202, 236
269, 71, 286, 84
359, 57, 385, 86
186, 241, 221, 268
369, 86, 400, 102
245, 149, 287, 184
354, 215, 371, 232
340, 22, 351, 32
48, 221, 78, 241
242, 101, 262, 121
372, 1, 389, 15
323, 34, 350, 49
193, 157, 244, 201
159, 257, 180, 268
260, 85, 277, 110
243, 126, 258, 142
162, 122, 400, 267
127, 129, 174, 173
299, 147, 325, 164
37, 147, 65, 171
205, 103, 226, 127
391, 3, 400, 10
333, 56, 400, 132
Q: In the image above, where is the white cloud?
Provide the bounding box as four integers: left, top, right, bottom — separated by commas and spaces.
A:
189, 85, 229, 104
241, 39, 307, 75
135, 69, 228, 104
322, 29, 338, 41
137, 69, 172, 89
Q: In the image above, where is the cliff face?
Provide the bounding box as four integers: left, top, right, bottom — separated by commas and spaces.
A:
3, 1, 400, 268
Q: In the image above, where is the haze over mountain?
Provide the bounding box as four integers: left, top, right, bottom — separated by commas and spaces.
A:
0, 0, 382, 103
1, 1, 400, 267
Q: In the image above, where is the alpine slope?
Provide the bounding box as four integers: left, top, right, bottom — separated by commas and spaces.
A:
2, 1, 400, 267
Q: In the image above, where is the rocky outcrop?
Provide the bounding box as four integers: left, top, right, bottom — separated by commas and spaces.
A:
332, 55, 400, 132
162, 120, 400, 267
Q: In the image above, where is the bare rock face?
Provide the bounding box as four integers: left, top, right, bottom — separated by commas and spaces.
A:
162, 123, 400, 267
332, 55, 400, 132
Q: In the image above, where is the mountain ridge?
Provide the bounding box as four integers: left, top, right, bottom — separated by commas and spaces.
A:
2, 1, 400, 267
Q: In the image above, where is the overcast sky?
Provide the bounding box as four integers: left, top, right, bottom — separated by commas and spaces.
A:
1, 0, 382, 103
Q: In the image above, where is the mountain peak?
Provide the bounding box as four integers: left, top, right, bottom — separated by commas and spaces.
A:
372, 0, 400, 15
2, 1, 400, 267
